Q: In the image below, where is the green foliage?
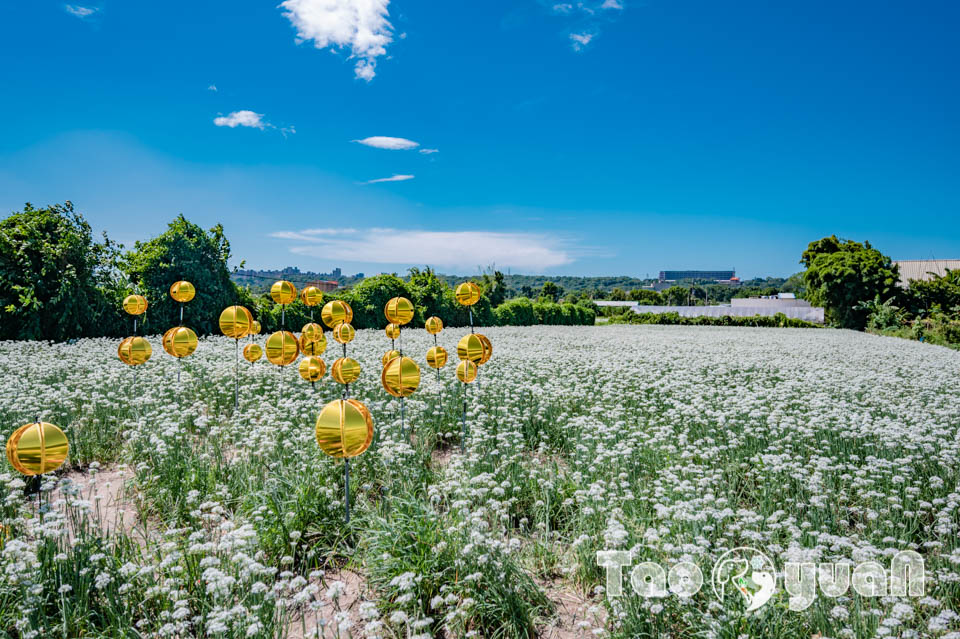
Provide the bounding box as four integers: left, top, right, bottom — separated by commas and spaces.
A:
629, 288, 662, 304
609, 287, 628, 301
123, 214, 242, 335
610, 311, 820, 328
801, 235, 900, 329
856, 295, 907, 331
0, 202, 122, 341
905, 268, 960, 316
662, 285, 689, 306
539, 281, 562, 303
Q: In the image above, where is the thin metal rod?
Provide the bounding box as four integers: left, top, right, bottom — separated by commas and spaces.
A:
234, 339, 239, 410
281, 305, 285, 328
401, 396, 406, 438
180, 304, 184, 325
344, 458, 351, 524
461, 384, 468, 453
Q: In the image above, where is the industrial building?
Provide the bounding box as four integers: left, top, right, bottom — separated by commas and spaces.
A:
893, 259, 960, 287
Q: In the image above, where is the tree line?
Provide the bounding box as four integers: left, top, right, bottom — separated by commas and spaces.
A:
0, 202, 595, 341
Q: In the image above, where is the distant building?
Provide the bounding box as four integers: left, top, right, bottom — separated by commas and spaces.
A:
659, 269, 736, 282
310, 280, 339, 292
730, 295, 812, 309
332, 267, 342, 279
893, 259, 960, 288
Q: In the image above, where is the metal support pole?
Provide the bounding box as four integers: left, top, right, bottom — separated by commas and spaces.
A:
234, 339, 239, 410
461, 384, 468, 453
344, 458, 351, 524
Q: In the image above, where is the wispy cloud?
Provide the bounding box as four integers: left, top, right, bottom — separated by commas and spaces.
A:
279, 0, 393, 81
419, 148, 439, 155
544, 0, 625, 50
601, 0, 623, 8
213, 110, 295, 136
207, 84, 218, 92
65, 4, 97, 18
270, 228, 575, 270
569, 32, 594, 51
354, 136, 419, 150
363, 174, 415, 184
214, 110, 268, 129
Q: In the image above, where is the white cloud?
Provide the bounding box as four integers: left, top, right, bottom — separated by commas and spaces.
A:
65, 5, 97, 18
279, 0, 393, 81
552, 3, 574, 13
570, 32, 594, 51
419, 148, 439, 154
354, 136, 419, 150
270, 228, 574, 270
213, 110, 268, 129
601, 0, 623, 8
363, 174, 415, 184
207, 84, 218, 92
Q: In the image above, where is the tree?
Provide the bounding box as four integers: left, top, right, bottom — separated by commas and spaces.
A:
628, 289, 662, 305
609, 287, 628, 301
0, 202, 121, 341
123, 215, 241, 335
906, 269, 960, 316
480, 270, 507, 307
801, 236, 900, 329
540, 281, 562, 303
663, 286, 688, 306
348, 274, 412, 329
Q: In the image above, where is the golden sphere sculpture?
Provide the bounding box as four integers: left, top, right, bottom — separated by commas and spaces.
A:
321, 300, 353, 328
315, 399, 374, 458
301, 285, 323, 306
457, 333, 485, 364
425, 316, 443, 335
476, 333, 493, 365
243, 343, 263, 362
165, 327, 198, 358
219, 306, 254, 339
6, 422, 69, 476
122, 294, 148, 315
385, 323, 401, 340
270, 280, 298, 305
426, 346, 448, 369
265, 331, 299, 366
384, 297, 415, 325
301, 322, 325, 343
455, 282, 481, 306
381, 356, 421, 398
251, 320, 262, 335
456, 360, 478, 384
333, 322, 355, 345
382, 350, 401, 367
169, 281, 196, 303
118, 336, 152, 366
299, 356, 327, 382
330, 357, 361, 385
300, 334, 327, 356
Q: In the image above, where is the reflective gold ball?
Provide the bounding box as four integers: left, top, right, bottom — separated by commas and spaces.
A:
300, 285, 323, 306
457, 333, 485, 363
382, 349, 400, 367
299, 356, 327, 382
265, 330, 299, 366
166, 327, 198, 358
315, 399, 374, 458
426, 346, 448, 369
219, 305, 254, 339
122, 294, 148, 316
251, 320, 262, 335
301, 322, 324, 343
456, 360, 478, 384
385, 323, 401, 340
425, 316, 443, 335
381, 356, 421, 398
321, 300, 353, 328
333, 322, 355, 344
476, 333, 493, 365
118, 336, 152, 366
169, 281, 196, 303
455, 282, 481, 306
384, 296, 415, 325
300, 334, 328, 356
330, 357, 361, 385
6, 422, 69, 476
243, 343, 263, 362
270, 280, 298, 305
161, 327, 175, 356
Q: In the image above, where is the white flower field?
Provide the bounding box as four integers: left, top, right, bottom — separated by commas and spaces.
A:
2, 325, 959, 638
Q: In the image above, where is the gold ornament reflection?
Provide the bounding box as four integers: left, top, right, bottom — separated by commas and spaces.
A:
300, 285, 323, 306
166, 327, 198, 358
299, 356, 327, 382
321, 300, 353, 328
426, 346, 448, 369
219, 306, 254, 339
455, 282, 481, 306
122, 294, 148, 315
424, 316, 443, 335
243, 343, 263, 362
476, 333, 493, 365
381, 356, 421, 398
456, 360, 478, 384
270, 280, 298, 305
300, 336, 327, 356
382, 350, 400, 367
301, 322, 324, 343
457, 334, 485, 364
169, 281, 196, 303
384, 323, 401, 340
118, 336, 152, 366
333, 322, 355, 344
265, 331, 299, 366
314, 399, 373, 458
384, 296, 415, 325
330, 357, 361, 385
6, 422, 69, 476
251, 320, 262, 335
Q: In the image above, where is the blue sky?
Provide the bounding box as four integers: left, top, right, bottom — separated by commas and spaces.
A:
1, 0, 957, 278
